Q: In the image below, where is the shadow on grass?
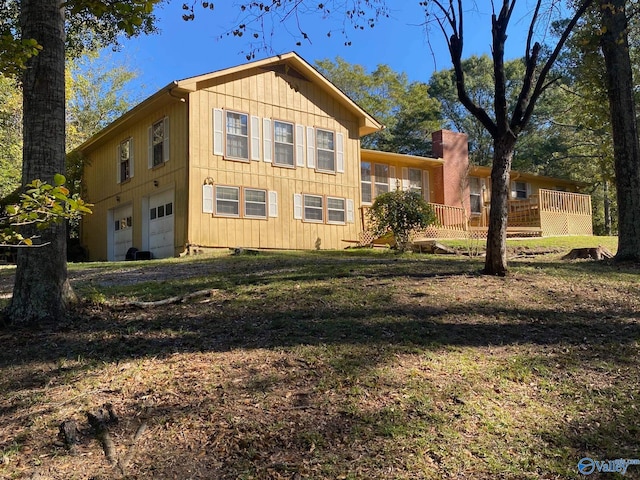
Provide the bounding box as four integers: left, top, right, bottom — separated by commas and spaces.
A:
1, 252, 639, 478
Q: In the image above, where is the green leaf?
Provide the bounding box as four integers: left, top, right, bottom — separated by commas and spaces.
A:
53, 173, 66, 186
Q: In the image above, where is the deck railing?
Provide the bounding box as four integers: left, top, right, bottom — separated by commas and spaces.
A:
358, 188, 592, 244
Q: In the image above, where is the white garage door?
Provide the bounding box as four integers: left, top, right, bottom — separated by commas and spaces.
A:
148, 190, 174, 259
112, 204, 133, 261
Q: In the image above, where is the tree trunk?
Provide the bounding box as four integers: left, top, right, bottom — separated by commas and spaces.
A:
599, 0, 640, 261
484, 135, 516, 276
603, 177, 612, 236
6, 0, 75, 323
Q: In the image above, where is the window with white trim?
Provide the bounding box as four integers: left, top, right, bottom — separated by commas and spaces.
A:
374, 163, 390, 197
327, 197, 346, 224
408, 168, 422, 193
469, 176, 483, 214
303, 194, 324, 222
514, 181, 528, 199
215, 186, 240, 216
361, 162, 372, 203
118, 138, 133, 183
226, 111, 249, 160
274, 121, 294, 167
115, 215, 132, 231
316, 129, 335, 172
244, 188, 267, 218
150, 202, 173, 220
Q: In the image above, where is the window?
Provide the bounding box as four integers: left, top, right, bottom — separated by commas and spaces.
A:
151, 119, 167, 167
118, 138, 132, 183
469, 177, 483, 214
514, 181, 528, 199
115, 216, 132, 231
226, 112, 249, 160
316, 129, 335, 172
408, 168, 422, 193
303, 195, 323, 222
244, 188, 267, 218
274, 121, 294, 167
327, 197, 346, 224
150, 202, 173, 220
216, 186, 240, 216
361, 162, 372, 203
374, 164, 390, 197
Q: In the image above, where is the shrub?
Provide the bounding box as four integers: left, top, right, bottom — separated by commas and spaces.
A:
368, 190, 436, 252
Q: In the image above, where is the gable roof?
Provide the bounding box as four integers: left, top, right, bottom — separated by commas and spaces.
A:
176, 52, 383, 136
76, 52, 383, 153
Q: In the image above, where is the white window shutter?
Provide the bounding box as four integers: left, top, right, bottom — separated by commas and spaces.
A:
526, 182, 532, 198
251, 116, 261, 161
346, 198, 354, 223
116, 145, 121, 184
203, 184, 214, 214
268, 191, 278, 217
263, 118, 272, 163
163, 116, 170, 162
147, 126, 153, 168
306, 127, 315, 168
129, 138, 134, 178
213, 108, 224, 156
336, 132, 344, 173
389, 166, 396, 190
295, 124, 305, 167
402, 167, 410, 191
422, 170, 430, 201
510, 181, 517, 199
293, 194, 303, 220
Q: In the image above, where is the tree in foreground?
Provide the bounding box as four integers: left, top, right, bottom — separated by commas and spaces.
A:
2, 0, 160, 324
597, 0, 640, 261
423, 0, 592, 275
368, 190, 436, 252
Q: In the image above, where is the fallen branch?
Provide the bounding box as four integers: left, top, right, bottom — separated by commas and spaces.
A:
117, 423, 148, 476
116, 289, 219, 309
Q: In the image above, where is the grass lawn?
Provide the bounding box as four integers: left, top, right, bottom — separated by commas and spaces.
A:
1, 238, 639, 479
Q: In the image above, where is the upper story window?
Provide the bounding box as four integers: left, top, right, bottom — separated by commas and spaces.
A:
149, 117, 169, 168
316, 129, 335, 172
226, 112, 249, 160
273, 121, 294, 167
117, 138, 133, 183
469, 176, 483, 214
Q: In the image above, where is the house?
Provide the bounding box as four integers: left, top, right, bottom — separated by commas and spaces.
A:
77, 52, 591, 261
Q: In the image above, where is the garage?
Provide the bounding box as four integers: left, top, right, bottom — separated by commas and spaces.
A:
111, 204, 133, 261
148, 189, 175, 259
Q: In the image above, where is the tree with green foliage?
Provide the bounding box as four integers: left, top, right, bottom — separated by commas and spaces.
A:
1, 0, 160, 324
315, 57, 442, 155
0, 75, 22, 198
1, 175, 92, 246
367, 190, 436, 252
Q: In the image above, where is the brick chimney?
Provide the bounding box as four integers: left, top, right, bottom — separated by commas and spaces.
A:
431, 130, 470, 213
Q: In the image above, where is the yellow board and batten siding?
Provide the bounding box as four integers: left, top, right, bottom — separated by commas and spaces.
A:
186, 66, 362, 251
81, 98, 189, 260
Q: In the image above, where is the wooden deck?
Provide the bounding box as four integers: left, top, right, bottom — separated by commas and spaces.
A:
356, 189, 592, 246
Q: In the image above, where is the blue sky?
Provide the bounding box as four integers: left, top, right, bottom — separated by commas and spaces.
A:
110, 2, 560, 99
